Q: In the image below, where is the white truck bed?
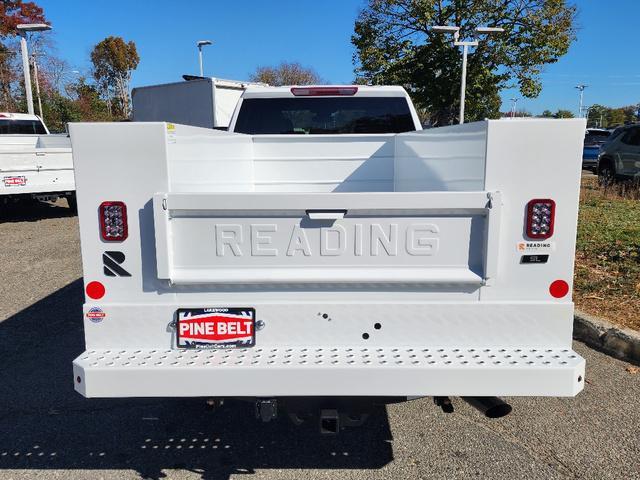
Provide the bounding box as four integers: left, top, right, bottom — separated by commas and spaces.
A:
0, 134, 74, 197
69, 119, 586, 399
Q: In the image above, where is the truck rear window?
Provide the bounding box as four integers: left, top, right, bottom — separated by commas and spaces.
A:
0, 120, 47, 135
234, 97, 415, 135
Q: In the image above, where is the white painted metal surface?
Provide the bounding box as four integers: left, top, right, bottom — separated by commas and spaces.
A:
74, 347, 584, 397
132, 77, 266, 129
69, 116, 587, 400
228, 85, 423, 133
153, 191, 498, 285
0, 133, 74, 196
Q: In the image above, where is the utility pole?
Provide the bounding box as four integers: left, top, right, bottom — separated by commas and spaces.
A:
432, 26, 504, 124
32, 52, 44, 121
575, 84, 588, 118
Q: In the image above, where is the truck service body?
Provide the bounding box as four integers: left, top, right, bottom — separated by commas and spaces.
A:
0, 113, 74, 205
70, 85, 586, 428
132, 77, 266, 130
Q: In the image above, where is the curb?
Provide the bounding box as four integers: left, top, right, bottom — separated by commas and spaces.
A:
573, 310, 640, 365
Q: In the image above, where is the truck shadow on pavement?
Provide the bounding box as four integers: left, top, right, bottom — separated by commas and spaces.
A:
0, 279, 394, 479
0, 199, 75, 223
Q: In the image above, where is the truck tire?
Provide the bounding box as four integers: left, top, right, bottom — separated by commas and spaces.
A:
598, 160, 614, 186
66, 193, 77, 213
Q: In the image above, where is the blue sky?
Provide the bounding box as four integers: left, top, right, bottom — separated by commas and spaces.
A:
37, 0, 640, 115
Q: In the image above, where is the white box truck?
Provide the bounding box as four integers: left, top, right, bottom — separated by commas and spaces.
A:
0, 113, 75, 207
70, 85, 586, 432
132, 76, 266, 130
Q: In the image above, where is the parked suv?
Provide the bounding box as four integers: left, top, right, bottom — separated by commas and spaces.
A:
582, 128, 610, 172
597, 124, 640, 184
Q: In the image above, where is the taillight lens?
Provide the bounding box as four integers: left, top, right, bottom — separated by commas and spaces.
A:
291, 86, 358, 96
99, 201, 128, 241
526, 199, 555, 239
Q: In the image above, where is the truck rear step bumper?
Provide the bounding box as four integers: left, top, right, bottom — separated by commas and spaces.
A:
73, 346, 585, 398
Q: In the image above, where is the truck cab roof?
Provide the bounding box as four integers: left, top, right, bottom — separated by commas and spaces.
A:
230, 85, 422, 134
240, 85, 411, 99
0, 112, 43, 121
0, 112, 49, 134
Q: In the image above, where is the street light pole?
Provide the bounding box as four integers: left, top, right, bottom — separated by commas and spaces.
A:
458, 42, 472, 124
432, 25, 504, 124
575, 84, 588, 118
196, 40, 213, 77
510, 98, 519, 118
17, 33, 34, 115
16, 23, 51, 117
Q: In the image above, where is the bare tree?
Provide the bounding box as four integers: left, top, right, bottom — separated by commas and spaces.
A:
250, 61, 323, 86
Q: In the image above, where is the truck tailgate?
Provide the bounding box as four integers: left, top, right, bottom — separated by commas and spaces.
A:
153, 191, 501, 286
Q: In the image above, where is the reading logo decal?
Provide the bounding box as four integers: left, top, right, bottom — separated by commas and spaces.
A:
103, 251, 131, 277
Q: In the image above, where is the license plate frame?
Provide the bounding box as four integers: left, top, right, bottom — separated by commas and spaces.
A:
176, 307, 255, 349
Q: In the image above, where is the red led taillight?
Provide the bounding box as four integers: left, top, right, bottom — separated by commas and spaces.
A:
99, 201, 128, 241
291, 86, 358, 96
526, 199, 555, 239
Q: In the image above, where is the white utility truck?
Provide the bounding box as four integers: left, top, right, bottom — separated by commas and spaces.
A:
0, 112, 75, 207
132, 76, 266, 130
70, 86, 586, 432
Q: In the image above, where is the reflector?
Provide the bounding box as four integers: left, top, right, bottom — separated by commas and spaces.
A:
86, 281, 105, 299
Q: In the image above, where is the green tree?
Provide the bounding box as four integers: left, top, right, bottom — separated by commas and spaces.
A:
90, 36, 139, 118
585, 104, 639, 128
65, 76, 113, 122
249, 61, 323, 86
622, 104, 639, 124
586, 104, 607, 128
554, 109, 574, 119
40, 91, 80, 132
540, 110, 554, 118
352, 0, 577, 126
607, 108, 626, 128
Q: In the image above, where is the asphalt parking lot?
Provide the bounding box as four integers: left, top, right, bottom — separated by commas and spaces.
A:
1, 201, 639, 480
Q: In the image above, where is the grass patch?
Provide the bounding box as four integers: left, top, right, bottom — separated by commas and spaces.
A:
575, 176, 640, 330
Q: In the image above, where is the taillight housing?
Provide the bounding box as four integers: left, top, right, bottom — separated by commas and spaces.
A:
291, 86, 358, 96
99, 201, 128, 241
526, 199, 555, 239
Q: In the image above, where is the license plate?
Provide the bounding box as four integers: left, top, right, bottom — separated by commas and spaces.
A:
176, 307, 255, 349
